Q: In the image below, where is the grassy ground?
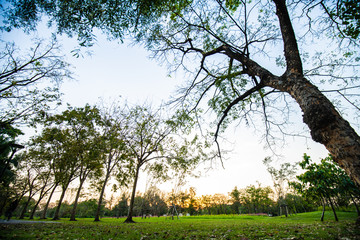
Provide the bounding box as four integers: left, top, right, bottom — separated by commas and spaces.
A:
1, 211, 359, 239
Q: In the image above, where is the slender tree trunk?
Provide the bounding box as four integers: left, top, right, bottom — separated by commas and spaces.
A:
19, 189, 33, 219
29, 185, 48, 219
0, 190, 10, 215
172, 203, 179, 220
53, 183, 69, 220
94, 173, 110, 222
350, 194, 360, 217
19, 198, 30, 219
321, 198, 326, 222
328, 197, 339, 221
29, 198, 41, 220
124, 165, 140, 223
41, 182, 58, 219
69, 178, 86, 221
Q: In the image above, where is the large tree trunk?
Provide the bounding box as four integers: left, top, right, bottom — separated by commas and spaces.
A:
41, 182, 58, 219
226, 0, 360, 186
124, 165, 140, 223
272, 0, 360, 186
94, 172, 110, 222
69, 177, 86, 221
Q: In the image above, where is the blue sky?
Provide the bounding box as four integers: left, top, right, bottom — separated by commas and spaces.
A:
2, 24, 329, 197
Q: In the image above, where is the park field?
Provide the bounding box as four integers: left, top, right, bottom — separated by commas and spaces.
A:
1, 211, 359, 239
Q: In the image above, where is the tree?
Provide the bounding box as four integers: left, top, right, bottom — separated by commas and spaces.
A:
93, 101, 130, 222
139, 0, 360, 187
42, 104, 103, 221
240, 183, 274, 214
30, 127, 63, 219
120, 105, 203, 223
36, 125, 79, 220
0, 0, 191, 47
16, 152, 42, 219
112, 193, 129, 218
263, 157, 298, 216
3, 0, 360, 186
1, 155, 28, 220
229, 186, 241, 214
291, 154, 360, 221
25, 139, 56, 219
144, 186, 168, 217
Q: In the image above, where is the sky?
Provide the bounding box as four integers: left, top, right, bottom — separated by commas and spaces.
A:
2, 23, 330, 198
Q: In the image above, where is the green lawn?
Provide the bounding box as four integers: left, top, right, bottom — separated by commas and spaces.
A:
1, 211, 359, 239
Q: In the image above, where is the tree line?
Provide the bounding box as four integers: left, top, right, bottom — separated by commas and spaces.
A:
3, 133, 360, 222
0, 101, 212, 222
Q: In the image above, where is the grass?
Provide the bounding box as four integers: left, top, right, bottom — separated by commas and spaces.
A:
1, 211, 359, 239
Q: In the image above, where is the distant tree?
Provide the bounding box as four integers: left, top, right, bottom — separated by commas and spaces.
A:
289, 154, 357, 221
229, 187, 241, 214
144, 186, 168, 217
199, 195, 213, 215
263, 157, 298, 216
186, 187, 199, 215
212, 193, 230, 215
75, 199, 98, 218
112, 193, 129, 218
240, 183, 274, 214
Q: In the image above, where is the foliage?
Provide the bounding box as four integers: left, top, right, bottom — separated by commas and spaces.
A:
119, 104, 207, 222
0, 122, 23, 187
1, 0, 192, 47
290, 154, 360, 221
320, 0, 360, 40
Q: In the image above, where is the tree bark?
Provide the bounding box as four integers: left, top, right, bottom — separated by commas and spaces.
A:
19, 196, 31, 219
328, 196, 339, 221
69, 178, 86, 221
124, 165, 140, 223
272, 0, 360, 186
41, 182, 58, 219
29, 182, 52, 219
350, 194, 360, 217
29, 198, 41, 220
94, 172, 110, 222
52, 183, 69, 220
321, 198, 326, 222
